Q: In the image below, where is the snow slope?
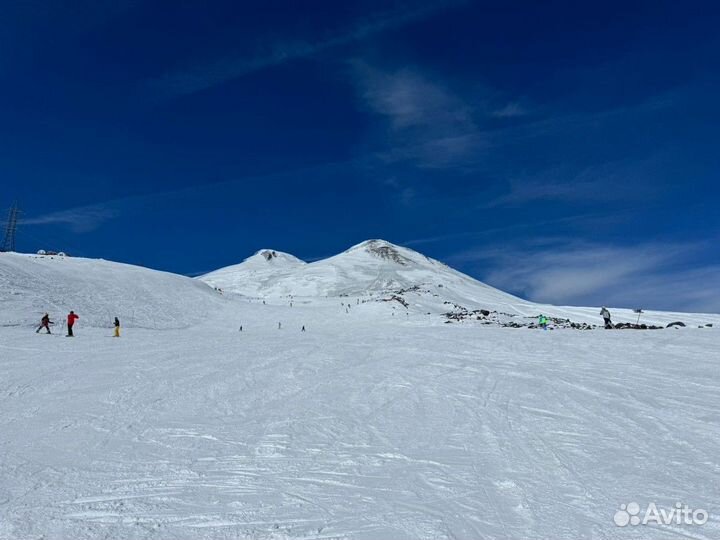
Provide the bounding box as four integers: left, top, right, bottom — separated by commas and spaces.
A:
1, 310, 719, 539
0, 252, 228, 329
1, 249, 720, 539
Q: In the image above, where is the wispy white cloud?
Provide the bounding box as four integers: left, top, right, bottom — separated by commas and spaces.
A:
612, 265, 720, 314
147, 2, 464, 99
448, 238, 720, 313
378, 133, 487, 169
354, 64, 476, 131
19, 158, 366, 233
483, 158, 667, 208
401, 213, 615, 247
351, 62, 490, 169
491, 102, 526, 118
22, 204, 120, 233
484, 177, 619, 208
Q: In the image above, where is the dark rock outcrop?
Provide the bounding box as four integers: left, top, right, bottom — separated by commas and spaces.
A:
614, 323, 663, 330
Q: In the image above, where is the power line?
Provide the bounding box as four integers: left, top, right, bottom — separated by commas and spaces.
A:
1, 202, 21, 252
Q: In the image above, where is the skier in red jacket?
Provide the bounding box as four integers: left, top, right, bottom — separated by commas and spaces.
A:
66, 311, 79, 337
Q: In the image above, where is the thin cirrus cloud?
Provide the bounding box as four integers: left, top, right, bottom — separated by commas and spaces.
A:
350, 62, 490, 169
400, 212, 616, 248
491, 102, 526, 118
353, 63, 476, 132
483, 176, 628, 208
448, 238, 720, 313
146, 1, 465, 99
483, 157, 668, 208
18, 158, 370, 234
22, 204, 120, 233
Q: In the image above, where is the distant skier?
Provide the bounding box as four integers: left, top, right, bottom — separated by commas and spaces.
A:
301, 325, 306, 332
36, 313, 53, 334
278, 322, 282, 330
113, 317, 120, 338
538, 314, 548, 331
66, 310, 79, 337
600, 307, 612, 329
239, 325, 243, 332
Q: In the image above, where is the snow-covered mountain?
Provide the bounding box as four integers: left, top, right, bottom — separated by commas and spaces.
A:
0, 252, 226, 329
199, 239, 719, 327
202, 239, 522, 303
201, 249, 305, 295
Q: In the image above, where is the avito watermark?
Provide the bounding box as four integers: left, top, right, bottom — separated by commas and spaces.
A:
614, 502, 708, 527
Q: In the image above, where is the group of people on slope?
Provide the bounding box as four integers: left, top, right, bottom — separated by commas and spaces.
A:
35, 312, 121, 337
537, 307, 613, 330
35, 307, 615, 336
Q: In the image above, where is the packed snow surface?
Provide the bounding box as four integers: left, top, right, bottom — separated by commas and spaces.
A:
1, 244, 719, 539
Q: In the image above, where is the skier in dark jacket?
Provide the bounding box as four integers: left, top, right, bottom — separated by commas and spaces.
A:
600, 307, 612, 329
36, 313, 53, 334
113, 317, 120, 338
66, 311, 79, 337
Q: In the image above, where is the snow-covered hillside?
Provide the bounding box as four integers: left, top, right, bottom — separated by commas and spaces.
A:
1, 311, 719, 539
0, 252, 227, 329
1, 247, 719, 539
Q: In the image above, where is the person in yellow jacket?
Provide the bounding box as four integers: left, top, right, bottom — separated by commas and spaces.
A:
113, 317, 121, 337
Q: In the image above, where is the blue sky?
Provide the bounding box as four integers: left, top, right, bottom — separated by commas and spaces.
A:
2, 0, 719, 312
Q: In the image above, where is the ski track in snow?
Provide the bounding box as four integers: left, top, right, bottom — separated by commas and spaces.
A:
1, 303, 719, 540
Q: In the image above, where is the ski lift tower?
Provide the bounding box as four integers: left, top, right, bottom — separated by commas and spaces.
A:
1, 202, 21, 252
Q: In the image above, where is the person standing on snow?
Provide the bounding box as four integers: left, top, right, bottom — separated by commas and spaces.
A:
66, 310, 79, 337
538, 314, 548, 331
113, 317, 120, 338
36, 313, 54, 334
600, 307, 612, 329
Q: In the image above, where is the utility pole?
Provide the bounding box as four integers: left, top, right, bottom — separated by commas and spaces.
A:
1, 202, 20, 252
